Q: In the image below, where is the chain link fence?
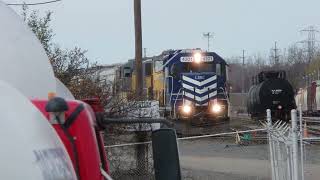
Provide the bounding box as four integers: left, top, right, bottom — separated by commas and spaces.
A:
104, 128, 155, 180
105, 142, 154, 180
104, 115, 320, 180
104, 123, 269, 180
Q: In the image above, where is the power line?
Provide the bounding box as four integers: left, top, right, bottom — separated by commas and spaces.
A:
300, 26, 319, 63
7, 0, 62, 6
271, 41, 280, 65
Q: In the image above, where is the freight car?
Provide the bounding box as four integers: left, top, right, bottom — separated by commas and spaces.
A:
295, 81, 320, 115
115, 49, 230, 122
247, 71, 296, 121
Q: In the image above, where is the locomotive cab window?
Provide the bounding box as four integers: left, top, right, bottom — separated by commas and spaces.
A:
197, 62, 216, 73
169, 56, 227, 79
144, 63, 152, 76
215, 63, 226, 77
123, 67, 131, 77
170, 62, 181, 79
181, 62, 216, 73
216, 63, 221, 76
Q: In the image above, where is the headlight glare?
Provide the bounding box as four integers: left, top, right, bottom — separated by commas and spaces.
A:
194, 52, 202, 63
211, 104, 222, 113
182, 105, 192, 114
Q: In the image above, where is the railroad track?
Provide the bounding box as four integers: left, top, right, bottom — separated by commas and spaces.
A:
174, 116, 263, 137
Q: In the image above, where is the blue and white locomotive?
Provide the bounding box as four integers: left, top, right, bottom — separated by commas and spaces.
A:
115, 49, 230, 121
162, 49, 230, 121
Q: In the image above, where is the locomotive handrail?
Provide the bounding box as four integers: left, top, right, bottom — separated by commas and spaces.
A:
219, 87, 230, 105
167, 75, 175, 115
173, 88, 183, 118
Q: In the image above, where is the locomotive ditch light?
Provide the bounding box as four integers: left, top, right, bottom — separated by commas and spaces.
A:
211, 104, 222, 113
194, 52, 202, 64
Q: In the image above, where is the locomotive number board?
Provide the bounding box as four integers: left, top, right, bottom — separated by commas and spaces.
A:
180, 56, 214, 62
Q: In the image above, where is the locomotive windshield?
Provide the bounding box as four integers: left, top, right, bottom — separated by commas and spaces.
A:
182, 62, 215, 73
170, 61, 226, 78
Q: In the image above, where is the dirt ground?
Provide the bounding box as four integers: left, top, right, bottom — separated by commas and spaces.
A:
175, 115, 261, 137
179, 138, 320, 180
105, 115, 320, 180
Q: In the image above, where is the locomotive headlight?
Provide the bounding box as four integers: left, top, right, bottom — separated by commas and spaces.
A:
278, 105, 282, 110
182, 105, 192, 114
211, 104, 222, 113
194, 52, 202, 63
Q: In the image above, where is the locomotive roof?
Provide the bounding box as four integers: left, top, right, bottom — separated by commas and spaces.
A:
162, 49, 227, 68
119, 49, 227, 71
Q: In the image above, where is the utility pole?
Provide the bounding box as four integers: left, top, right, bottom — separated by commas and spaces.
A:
133, 0, 146, 174
300, 26, 319, 63
242, 50, 245, 93
134, 0, 143, 97
203, 32, 214, 52
241, 50, 246, 109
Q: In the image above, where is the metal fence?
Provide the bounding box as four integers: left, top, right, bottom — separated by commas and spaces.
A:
105, 142, 154, 180
104, 114, 320, 180
104, 130, 155, 180
265, 109, 302, 180
104, 126, 269, 180
265, 107, 320, 180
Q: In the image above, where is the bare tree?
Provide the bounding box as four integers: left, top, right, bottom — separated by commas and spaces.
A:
21, 6, 112, 106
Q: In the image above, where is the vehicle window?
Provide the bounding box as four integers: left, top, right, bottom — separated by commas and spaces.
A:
197, 62, 215, 72
170, 63, 181, 79
171, 62, 217, 77
182, 62, 215, 73
221, 64, 226, 77
216, 63, 221, 75
145, 63, 152, 76
124, 67, 131, 77
154, 60, 163, 72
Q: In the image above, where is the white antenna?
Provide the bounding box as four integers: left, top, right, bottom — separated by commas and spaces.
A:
203, 32, 214, 52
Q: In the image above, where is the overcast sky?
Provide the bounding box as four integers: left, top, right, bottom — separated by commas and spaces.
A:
6, 0, 320, 64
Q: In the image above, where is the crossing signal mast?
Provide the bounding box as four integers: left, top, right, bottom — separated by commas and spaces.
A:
203, 32, 214, 52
